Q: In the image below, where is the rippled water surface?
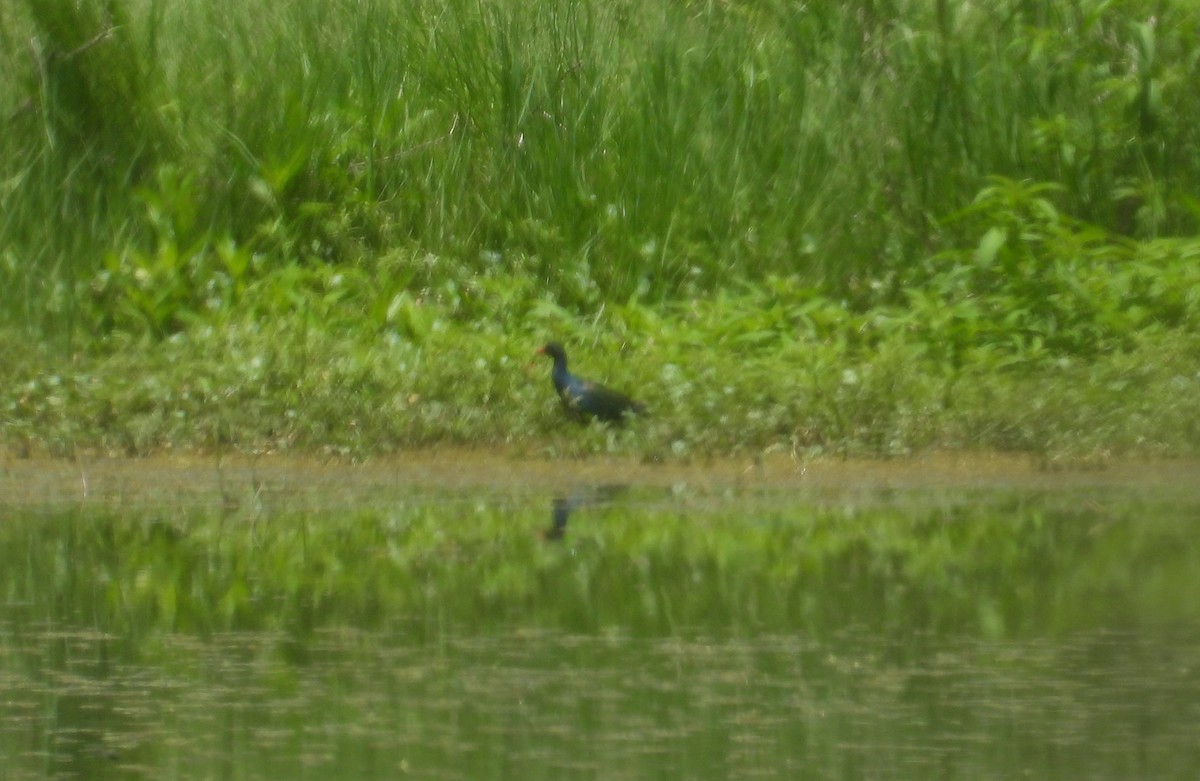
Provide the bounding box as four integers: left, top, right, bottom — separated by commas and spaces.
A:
2, 457, 1198, 779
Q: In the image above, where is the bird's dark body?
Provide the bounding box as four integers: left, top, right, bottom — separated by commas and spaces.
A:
536, 342, 644, 424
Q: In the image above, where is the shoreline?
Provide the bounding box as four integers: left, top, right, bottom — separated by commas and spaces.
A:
4, 448, 1196, 509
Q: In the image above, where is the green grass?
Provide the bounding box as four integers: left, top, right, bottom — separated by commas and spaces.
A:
3, 283, 1199, 459
2, 0, 1200, 458
5, 0, 1199, 312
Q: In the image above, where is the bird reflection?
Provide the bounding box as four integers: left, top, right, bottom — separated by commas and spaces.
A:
543, 496, 572, 541
541, 484, 628, 541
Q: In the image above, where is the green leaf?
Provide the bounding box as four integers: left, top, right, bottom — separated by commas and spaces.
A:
975, 227, 1007, 267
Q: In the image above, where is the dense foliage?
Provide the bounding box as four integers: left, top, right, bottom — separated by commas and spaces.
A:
2, 0, 1199, 457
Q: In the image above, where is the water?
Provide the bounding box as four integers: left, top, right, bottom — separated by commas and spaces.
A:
2, 458, 1199, 779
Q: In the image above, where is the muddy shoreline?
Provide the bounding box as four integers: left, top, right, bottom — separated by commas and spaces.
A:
2, 448, 1196, 509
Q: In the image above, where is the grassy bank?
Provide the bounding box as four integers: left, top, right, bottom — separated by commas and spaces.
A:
2, 0, 1199, 459
4, 278, 1199, 460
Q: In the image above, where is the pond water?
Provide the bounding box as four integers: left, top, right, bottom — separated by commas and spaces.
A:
1, 457, 1199, 780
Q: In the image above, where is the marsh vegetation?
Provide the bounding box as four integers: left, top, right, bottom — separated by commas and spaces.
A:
2, 0, 1199, 457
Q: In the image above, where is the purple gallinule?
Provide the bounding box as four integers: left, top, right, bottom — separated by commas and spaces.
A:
535, 342, 645, 424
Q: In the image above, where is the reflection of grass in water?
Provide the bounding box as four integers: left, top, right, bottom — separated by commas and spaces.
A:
8, 621, 1198, 780
2, 493, 1197, 643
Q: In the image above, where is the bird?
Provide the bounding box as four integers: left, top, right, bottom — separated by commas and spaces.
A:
535, 342, 645, 424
